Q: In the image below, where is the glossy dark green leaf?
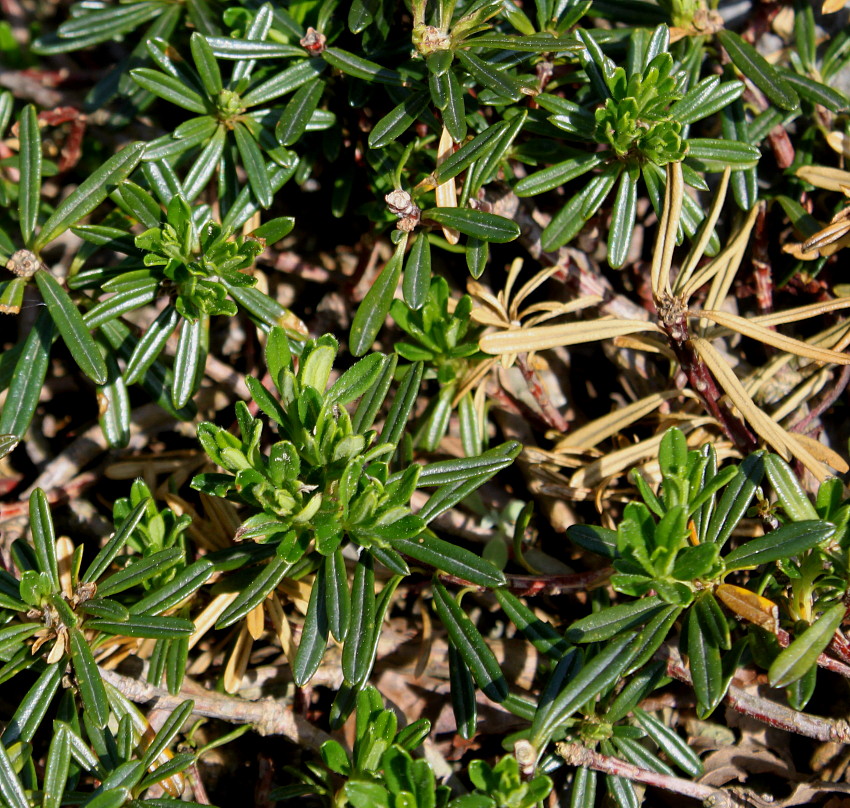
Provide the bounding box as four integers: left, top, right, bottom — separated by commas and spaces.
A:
129, 559, 214, 616
424, 208, 519, 243
724, 521, 835, 570
669, 76, 745, 125
379, 361, 422, 448
97, 547, 183, 598
706, 453, 763, 549
369, 93, 431, 149
42, 724, 71, 808
494, 589, 570, 659
1, 663, 62, 745
769, 602, 845, 689
685, 138, 760, 171
325, 549, 351, 642
172, 316, 205, 409
403, 233, 431, 310
327, 353, 384, 406
632, 707, 703, 776
19, 106, 41, 247
435, 69, 467, 142
687, 605, 723, 718
82, 497, 148, 583
242, 59, 326, 107
396, 531, 503, 587
465, 236, 488, 279
293, 561, 330, 685
448, 644, 477, 739
764, 453, 819, 522
530, 632, 636, 748
717, 30, 799, 112
130, 68, 208, 113
124, 304, 179, 385
0, 737, 28, 808
432, 122, 509, 186
97, 343, 131, 448
323, 47, 404, 86
70, 627, 110, 728
34, 142, 146, 251
456, 49, 524, 101
781, 69, 849, 113
277, 78, 324, 147
86, 615, 195, 638
568, 765, 596, 808
233, 122, 273, 208
83, 282, 159, 331
608, 167, 638, 269
183, 124, 227, 203
217, 555, 293, 628
342, 552, 376, 685
432, 581, 507, 702
29, 488, 59, 590
35, 270, 107, 384
417, 443, 520, 486
566, 597, 665, 643
0, 311, 53, 440
350, 232, 407, 356
190, 33, 221, 95
514, 153, 604, 197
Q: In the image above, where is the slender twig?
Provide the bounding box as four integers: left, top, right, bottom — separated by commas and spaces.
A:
555, 742, 750, 807
662, 646, 850, 742
515, 355, 569, 432
788, 364, 850, 434
99, 668, 333, 751
438, 567, 612, 596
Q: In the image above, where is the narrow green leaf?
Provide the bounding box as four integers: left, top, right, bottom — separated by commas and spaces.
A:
82, 498, 149, 584
216, 555, 293, 628
494, 589, 570, 659
242, 59, 326, 107
392, 533, 506, 587
769, 603, 845, 688
128, 559, 214, 616
233, 122, 273, 209
403, 233, 431, 310
669, 77, 745, 125
724, 521, 835, 570
0, 311, 53, 440
780, 69, 849, 113
70, 627, 110, 728
293, 562, 330, 686
125, 304, 179, 385
378, 361, 422, 448
190, 33, 222, 95
424, 208, 519, 243
184, 124, 227, 203
566, 597, 665, 643
277, 79, 325, 147
1, 663, 62, 744
706, 453, 764, 549
514, 153, 604, 197
19, 106, 41, 247
456, 50, 524, 100
172, 316, 205, 409
530, 633, 636, 748
685, 138, 761, 171
466, 236, 488, 279
327, 353, 384, 407
432, 581, 508, 702
98, 344, 131, 448
350, 233, 407, 356
687, 605, 723, 717
0, 737, 28, 808
35, 270, 107, 384
433, 122, 509, 185
763, 453, 819, 522
342, 552, 375, 684
130, 68, 209, 113
34, 142, 146, 251
97, 547, 183, 598
608, 168, 638, 269
325, 549, 351, 642
29, 488, 59, 589
323, 47, 404, 86
448, 644, 477, 739
87, 616, 195, 639
369, 93, 431, 149
717, 30, 799, 111
42, 724, 71, 808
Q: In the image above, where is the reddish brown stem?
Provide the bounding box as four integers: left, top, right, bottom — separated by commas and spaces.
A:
516, 355, 568, 432
556, 742, 746, 807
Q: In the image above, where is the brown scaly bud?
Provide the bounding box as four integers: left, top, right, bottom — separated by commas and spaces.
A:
300, 27, 327, 56
6, 249, 42, 278
385, 190, 421, 232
